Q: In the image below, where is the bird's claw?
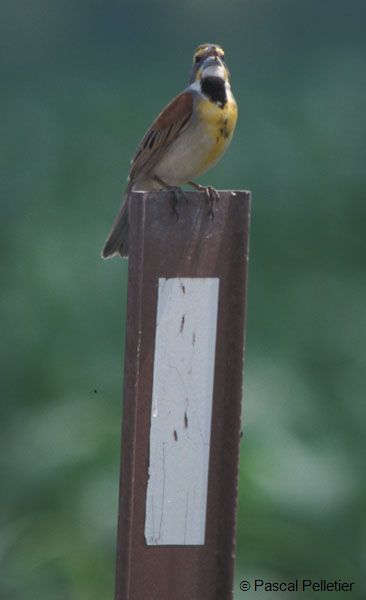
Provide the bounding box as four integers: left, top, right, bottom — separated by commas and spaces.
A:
204, 186, 220, 219
187, 181, 219, 218
167, 187, 188, 221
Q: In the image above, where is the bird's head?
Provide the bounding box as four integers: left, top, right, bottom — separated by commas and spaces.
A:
189, 43, 229, 84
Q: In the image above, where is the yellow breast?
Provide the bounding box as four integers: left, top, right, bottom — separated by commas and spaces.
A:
195, 96, 238, 173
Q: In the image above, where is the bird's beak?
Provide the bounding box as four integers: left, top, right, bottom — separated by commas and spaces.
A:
202, 55, 224, 69
200, 55, 228, 81
190, 51, 227, 84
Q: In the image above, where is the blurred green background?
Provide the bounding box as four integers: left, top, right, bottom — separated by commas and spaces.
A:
1, 1, 365, 598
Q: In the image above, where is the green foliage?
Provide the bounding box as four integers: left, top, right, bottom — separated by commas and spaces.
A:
1, 1, 365, 598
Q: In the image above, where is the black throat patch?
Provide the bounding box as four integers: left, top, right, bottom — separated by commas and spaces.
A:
201, 76, 227, 108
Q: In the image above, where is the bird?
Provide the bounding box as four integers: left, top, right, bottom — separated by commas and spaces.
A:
101, 43, 238, 259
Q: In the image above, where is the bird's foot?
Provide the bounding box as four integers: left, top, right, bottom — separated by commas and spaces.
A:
168, 187, 190, 221
153, 176, 189, 220
204, 186, 220, 219
188, 181, 219, 218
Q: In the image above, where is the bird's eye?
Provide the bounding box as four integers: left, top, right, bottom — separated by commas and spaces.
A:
194, 55, 201, 64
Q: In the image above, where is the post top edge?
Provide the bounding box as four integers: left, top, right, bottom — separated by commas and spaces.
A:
130, 189, 251, 197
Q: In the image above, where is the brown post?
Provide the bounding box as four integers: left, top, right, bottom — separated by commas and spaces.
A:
114, 190, 250, 600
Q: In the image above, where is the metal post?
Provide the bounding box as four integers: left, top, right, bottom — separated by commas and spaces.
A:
114, 190, 250, 600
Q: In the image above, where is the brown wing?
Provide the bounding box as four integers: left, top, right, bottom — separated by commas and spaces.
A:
128, 91, 193, 186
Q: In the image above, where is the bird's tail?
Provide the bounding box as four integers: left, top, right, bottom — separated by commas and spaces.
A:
101, 195, 130, 259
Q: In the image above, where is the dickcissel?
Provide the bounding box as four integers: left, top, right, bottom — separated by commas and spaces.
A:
102, 43, 237, 259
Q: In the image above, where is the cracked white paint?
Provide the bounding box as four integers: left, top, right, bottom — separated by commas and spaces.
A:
145, 277, 220, 545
